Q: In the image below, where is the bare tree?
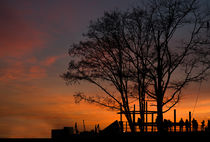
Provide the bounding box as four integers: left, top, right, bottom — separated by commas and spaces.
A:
118, 8, 154, 131
62, 11, 140, 132
62, 0, 210, 133
140, 0, 210, 132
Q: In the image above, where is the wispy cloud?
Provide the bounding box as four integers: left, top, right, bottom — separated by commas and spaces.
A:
0, 1, 49, 58
0, 59, 46, 81
0, 54, 64, 82
41, 56, 61, 67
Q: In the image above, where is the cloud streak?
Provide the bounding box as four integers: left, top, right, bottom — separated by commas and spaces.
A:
0, 1, 49, 58
0, 59, 46, 81
0, 54, 63, 82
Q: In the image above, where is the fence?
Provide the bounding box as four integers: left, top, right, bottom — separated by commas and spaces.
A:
118, 107, 204, 133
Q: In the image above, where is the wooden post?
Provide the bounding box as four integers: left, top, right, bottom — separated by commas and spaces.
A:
133, 104, 136, 131
151, 113, 154, 132
141, 102, 144, 130
143, 100, 146, 131
133, 104, 135, 123
189, 111, 191, 132
83, 120, 86, 132
174, 109, 176, 132
145, 101, 148, 132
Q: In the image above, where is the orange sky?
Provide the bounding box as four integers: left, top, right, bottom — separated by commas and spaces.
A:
0, 0, 210, 138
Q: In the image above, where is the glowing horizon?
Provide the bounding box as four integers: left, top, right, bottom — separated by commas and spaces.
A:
1, 0, 210, 138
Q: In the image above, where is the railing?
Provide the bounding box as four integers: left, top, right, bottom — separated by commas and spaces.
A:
120, 121, 204, 133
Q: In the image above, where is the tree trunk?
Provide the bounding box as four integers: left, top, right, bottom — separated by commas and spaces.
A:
157, 100, 164, 133
125, 113, 136, 133
140, 102, 144, 132
156, 43, 164, 133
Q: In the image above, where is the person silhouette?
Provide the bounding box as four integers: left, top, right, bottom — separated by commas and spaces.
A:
75, 122, 79, 134
207, 120, 210, 132
179, 118, 184, 132
138, 118, 143, 132
201, 120, 205, 131
185, 119, 190, 132
163, 119, 169, 132
192, 118, 198, 132
168, 120, 173, 132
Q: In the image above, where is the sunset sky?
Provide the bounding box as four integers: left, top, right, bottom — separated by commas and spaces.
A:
1, 0, 210, 138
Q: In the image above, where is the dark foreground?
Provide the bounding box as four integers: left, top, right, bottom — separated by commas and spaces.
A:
1, 132, 210, 142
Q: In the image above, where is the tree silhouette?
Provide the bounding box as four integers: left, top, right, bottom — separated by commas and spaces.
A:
140, 0, 210, 132
62, 11, 141, 132
62, 0, 210, 133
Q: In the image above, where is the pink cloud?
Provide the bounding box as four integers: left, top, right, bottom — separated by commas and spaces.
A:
0, 59, 47, 81
0, 2, 49, 58
41, 56, 59, 66
0, 54, 63, 82
28, 66, 46, 79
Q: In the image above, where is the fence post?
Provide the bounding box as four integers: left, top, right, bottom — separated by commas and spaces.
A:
151, 113, 154, 132
133, 104, 136, 132
189, 111, 191, 132
174, 109, 176, 132
145, 101, 148, 132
